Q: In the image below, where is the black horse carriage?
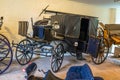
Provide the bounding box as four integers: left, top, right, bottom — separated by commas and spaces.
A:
15, 10, 109, 72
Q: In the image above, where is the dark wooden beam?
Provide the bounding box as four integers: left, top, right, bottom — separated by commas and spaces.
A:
44, 10, 98, 18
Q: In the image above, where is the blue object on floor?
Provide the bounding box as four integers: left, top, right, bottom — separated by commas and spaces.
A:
26, 63, 103, 80
26, 62, 37, 77
65, 64, 103, 80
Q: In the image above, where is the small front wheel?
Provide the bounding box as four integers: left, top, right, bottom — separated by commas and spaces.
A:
15, 39, 33, 65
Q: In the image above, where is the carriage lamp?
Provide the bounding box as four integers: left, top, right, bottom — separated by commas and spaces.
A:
52, 21, 60, 37
74, 42, 78, 47
54, 24, 60, 29
52, 21, 60, 29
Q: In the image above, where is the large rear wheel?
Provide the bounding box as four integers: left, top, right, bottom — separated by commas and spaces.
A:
0, 38, 13, 74
92, 38, 109, 64
92, 27, 109, 64
51, 43, 64, 72
0, 34, 10, 61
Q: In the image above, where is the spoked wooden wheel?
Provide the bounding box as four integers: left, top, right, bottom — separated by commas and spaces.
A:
0, 34, 10, 44
15, 39, 33, 65
0, 38, 13, 74
51, 43, 64, 72
0, 34, 10, 61
92, 27, 109, 64
92, 38, 109, 64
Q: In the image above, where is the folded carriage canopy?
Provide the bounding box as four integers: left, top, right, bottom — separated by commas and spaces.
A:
51, 14, 98, 39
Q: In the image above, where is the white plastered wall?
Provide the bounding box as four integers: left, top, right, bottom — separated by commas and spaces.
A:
0, 0, 112, 42
115, 8, 120, 24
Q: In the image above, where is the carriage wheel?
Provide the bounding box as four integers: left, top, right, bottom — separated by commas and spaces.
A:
0, 34, 10, 61
92, 26, 109, 64
15, 39, 33, 65
51, 43, 64, 72
92, 38, 109, 64
0, 38, 13, 74
0, 34, 10, 44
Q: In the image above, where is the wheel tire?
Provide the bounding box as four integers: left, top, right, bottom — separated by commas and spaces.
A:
15, 39, 33, 65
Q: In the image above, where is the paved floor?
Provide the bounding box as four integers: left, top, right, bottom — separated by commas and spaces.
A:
1, 53, 120, 80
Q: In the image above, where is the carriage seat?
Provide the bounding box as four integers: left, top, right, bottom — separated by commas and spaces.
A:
65, 64, 104, 80
32, 25, 54, 41
52, 32, 64, 40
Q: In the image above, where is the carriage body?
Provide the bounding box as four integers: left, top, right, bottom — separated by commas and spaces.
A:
50, 14, 98, 53
16, 13, 104, 72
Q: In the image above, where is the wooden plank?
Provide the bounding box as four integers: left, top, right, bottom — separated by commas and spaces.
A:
111, 36, 120, 43
45, 10, 98, 18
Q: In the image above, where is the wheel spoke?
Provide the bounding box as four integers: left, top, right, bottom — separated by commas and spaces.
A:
17, 53, 23, 58
53, 61, 57, 71
16, 49, 23, 53
0, 61, 8, 66
1, 49, 9, 53
26, 53, 31, 59
19, 55, 25, 62
24, 54, 28, 62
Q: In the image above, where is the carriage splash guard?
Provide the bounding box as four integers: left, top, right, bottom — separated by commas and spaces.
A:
87, 37, 100, 58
